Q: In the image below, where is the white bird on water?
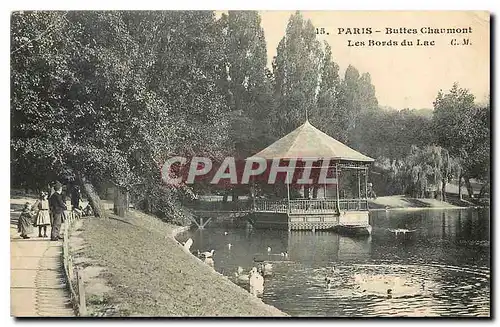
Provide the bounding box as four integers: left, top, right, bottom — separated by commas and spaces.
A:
267, 246, 272, 254
324, 267, 337, 289
182, 238, 193, 251
224, 231, 228, 236
388, 228, 416, 236
228, 243, 232, 249
249, 267, 264, 296
200, 249, 215, 258
235, 266, 250, 282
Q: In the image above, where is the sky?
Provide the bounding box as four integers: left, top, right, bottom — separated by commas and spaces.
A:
255, 11, 490, 109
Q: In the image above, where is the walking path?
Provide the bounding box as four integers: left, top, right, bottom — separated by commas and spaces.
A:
10, 198, 74, 317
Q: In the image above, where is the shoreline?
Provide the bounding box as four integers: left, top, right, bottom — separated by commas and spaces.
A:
368, 206, 477, 212
367, 194, 487, 212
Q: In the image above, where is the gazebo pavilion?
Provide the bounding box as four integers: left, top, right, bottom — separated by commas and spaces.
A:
246, 120, 374, 231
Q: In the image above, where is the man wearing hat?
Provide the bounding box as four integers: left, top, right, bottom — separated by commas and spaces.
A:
49, 181, 67, 241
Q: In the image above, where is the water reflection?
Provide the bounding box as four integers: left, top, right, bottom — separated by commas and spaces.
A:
179, 208, 489, 317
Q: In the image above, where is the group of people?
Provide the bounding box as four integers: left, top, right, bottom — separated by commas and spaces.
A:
17, 181, 93, 241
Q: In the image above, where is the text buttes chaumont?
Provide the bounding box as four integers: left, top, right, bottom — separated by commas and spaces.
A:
337, 27, 472, 35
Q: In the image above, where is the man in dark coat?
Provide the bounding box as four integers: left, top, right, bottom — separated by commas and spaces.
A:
49, 182, 67, 241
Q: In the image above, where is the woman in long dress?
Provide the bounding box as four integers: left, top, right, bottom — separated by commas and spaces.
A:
17, 202, 33, 239
35, 192, 51, 238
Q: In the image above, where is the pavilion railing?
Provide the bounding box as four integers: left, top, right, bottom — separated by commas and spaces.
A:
186, 198, 368, 213
288, 199, 338, 213
253, 199, 288, 213
338, 199, 369, 211
253, 198, 369, 213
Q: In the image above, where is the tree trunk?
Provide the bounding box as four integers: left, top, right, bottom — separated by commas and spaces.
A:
78, 174, 105, 218
458, 174, 463, 201
464, 177, 474, 198
113, 186, 129, 218
146, 196, 152, 213
478, 183, 489, 198
441, 178, 447, 202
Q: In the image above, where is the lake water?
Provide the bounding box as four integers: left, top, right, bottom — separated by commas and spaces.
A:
178, 208, 490, 317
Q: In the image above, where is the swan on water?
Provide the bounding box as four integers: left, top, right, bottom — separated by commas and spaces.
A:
267, 246, 272, 254
224, 231, 228, 235
235, 266, 250, 282
200, 249, 215, 258
249, 267, 264, 296
324, 266, 337, 289
228, 243, 232, 249
182, 238, 193, 251
388, 228, 416, 236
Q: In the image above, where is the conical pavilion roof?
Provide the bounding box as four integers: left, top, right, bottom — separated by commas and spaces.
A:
248, 120, 374, 162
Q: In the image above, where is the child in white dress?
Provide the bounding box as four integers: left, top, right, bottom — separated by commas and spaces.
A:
35, 192, 51, 238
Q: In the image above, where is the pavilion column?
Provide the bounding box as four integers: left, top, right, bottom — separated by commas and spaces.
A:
364, 167, 368, 209
286, 181, 290, 214
251, 178, 256, 211
358, 169, 361, 210
335, 163, 340, 213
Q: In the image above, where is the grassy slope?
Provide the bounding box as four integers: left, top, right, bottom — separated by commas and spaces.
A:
80, 210, 287, 317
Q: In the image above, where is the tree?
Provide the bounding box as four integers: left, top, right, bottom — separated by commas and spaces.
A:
339, 65, 379, 145
391, 145, 460, 199
439, 148, 461, 201
217, 11, 275, 154
352, 108, 434, 160
11, 11, 232, 221
313, 42, 346, 141
433, 83, 490, 198
11, 11, 145, 217
271, 11, 323, 137
120, 11, 232, 217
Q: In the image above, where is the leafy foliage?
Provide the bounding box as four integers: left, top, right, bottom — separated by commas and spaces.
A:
271, 12, 323, 137
433, 83, 490, 195
11, 11, 230, 220
11, 11, 489, 215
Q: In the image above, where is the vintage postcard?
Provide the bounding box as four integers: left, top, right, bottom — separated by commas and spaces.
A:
10, 10, 490, 318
